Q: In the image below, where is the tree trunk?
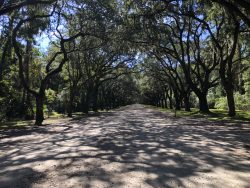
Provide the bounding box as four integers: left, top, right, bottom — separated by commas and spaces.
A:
99, 89, 104, 110
35, 96, 44, 126
168, 89, 173, 109
173, 90, 181, 110
198, 94, 209, 113
175, 99, 181, 110
161, 99, 164, 108
183, 95, 191, 112
164, 96, 167, 108
220, 62, 237, 117
225, 88, 236, 117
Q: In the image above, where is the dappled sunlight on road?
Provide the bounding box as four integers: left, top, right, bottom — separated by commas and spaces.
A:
0, 104, 250, 188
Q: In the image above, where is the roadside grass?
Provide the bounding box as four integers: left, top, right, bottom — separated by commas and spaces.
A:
0, 119, 34, 130
153, 106, 250, 123
0, 112, 84, 130
0, 110, 109, 131
1, 106, 249, 130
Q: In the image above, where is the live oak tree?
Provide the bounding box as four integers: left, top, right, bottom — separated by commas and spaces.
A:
208, 0, 250, 27
98, 74, 140, 110
125, 1, 220, 113
182, 1, 247, 116
64, 36, 105, 117
12, 3, 103, 125
126, 0, 249, 115
0, 0, 249, 122
0, 11, 16, 81
150, 53, 192, 111
142, 58, 175, 109
79, 43, 135, 114
0, 0, 56, 16
161, 15, 220, 113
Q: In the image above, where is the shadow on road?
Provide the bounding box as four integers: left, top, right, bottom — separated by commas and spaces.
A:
0, 105, 250, 187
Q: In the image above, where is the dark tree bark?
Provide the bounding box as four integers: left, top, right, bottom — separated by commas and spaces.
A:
225, 87, 236, 116
220, 59, 237, 117
83, 100, 90, 114
173, 89, 181, 110
218, 21, 240, 117
163, 93, 168, 108
168, 89, 173, 109
197, 93, 209, 113
183, 93, 191, 112
35, 95, 45, 126
220, 67, 237, 116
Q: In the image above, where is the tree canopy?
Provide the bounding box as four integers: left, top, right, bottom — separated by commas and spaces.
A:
0, 0, 249, 125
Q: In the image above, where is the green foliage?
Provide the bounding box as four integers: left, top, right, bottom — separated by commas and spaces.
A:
45, 88, 57, 115
243, 63, 250, 97
46, 89, 57, 104
0, 65, 23, 121
157, 106, 250, 123
207, 90, 216, 108
1, 0, 250, 125
215, 93, 250, 110
234, 93, 250, 110
214, 97, 228, 110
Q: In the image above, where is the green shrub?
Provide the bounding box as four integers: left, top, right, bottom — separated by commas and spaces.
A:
215, 96, 228, 110
45, 89, 58, 117
235, 92, 250, 110
0, 80, 23, 121
207, 92, 216, 108
215, 92, 250, 110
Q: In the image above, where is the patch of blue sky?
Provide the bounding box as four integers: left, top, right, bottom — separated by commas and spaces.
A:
35, 33, 50, 53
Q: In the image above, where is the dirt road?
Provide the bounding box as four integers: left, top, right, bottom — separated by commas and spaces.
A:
0, 105, 250, 188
